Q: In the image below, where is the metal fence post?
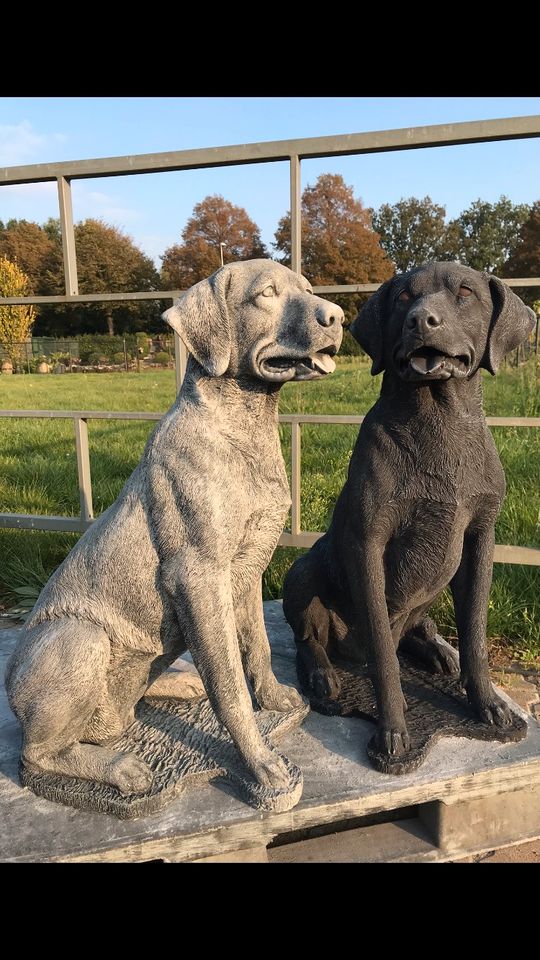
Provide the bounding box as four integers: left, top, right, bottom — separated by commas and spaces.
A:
291, 421, 302, 536
57, 176, 79, 296
171, 292, 188, 392
290, 155, 301, 275
74, 417, 94, 523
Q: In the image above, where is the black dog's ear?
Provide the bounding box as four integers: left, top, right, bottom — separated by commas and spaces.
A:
349, 278, 395, 375
482, 276, 536, 375
162, 267, 232, 377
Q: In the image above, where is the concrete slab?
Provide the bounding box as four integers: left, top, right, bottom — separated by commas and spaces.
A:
1, 601, 540, 863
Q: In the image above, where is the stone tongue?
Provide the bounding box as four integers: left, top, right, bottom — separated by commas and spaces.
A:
311, 353, 336, 374
410, 356, 428, 374
410, 354, 444, 375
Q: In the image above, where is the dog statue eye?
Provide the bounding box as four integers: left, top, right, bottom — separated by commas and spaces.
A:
398, 290, 411, 303
459, 285, 473, 297
261, 286, 276, 298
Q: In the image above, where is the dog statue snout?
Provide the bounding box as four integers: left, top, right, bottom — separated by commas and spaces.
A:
406, 308, 442, 334
316, 301, 344, 328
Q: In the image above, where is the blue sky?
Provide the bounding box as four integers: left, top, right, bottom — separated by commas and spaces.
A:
1, 97, 540, 268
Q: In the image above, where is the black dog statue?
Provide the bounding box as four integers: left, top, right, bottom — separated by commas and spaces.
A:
283, 262, 535, 767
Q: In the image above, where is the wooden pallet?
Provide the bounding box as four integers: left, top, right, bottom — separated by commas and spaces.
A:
1, 601, 540, 863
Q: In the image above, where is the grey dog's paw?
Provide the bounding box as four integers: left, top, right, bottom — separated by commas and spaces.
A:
310, 665, 341, 700
257, 680, 305, 712
108, 753, 153, 794
248, 751, 291, 790
377, 726, 411, 757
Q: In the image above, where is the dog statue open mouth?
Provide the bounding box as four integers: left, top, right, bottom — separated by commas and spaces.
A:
259, 344, 338, 381
398, 345, 471, 380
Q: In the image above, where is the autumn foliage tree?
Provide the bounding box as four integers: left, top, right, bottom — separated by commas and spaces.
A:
73, 219, 159, 335
0, 219, 63, 294
161, 195, 268, 289
0, 257, 36, 364
0, 218, 160, 336
274, 174, 393, 332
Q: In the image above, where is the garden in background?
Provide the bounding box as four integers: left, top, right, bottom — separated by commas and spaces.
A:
1, 355, 538, 659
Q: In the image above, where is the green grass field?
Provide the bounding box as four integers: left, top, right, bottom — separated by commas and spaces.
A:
1, 357, 539, 656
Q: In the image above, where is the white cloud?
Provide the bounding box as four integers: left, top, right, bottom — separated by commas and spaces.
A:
135, 233, 177, 266
2, 182, 57, 197
0, 120, 67, 166
75, 187, 141, 226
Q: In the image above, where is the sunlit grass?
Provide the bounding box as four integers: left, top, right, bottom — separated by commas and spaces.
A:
1, 358, 538, 653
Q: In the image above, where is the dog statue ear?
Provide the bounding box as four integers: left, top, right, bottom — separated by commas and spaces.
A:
349, 278, 394, 375
482, 276, 536, 375
162, 268, 232, 377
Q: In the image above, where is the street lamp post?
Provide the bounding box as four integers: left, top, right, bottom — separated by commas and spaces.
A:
219, 242, 226, 266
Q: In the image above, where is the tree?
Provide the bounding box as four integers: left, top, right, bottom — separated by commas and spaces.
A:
0, 219, 63, 295
372, 196, 459, 272
505, 201, 540, 308
74, 219, 160, 335
273, 173, 393, 326
161, 195, 268, 289
0, 257, 36, 364
449, 196, 530, 274
274, 173, 393, 284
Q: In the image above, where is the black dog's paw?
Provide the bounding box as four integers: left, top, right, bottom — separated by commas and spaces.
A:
377, 726, 411, 757
401, 627, 460, 677
310, 665, 341, 700
468, 689, 515, 727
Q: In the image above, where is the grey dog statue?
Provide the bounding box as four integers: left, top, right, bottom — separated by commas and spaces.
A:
6, 259, 343, 796
283, 262, 535, 765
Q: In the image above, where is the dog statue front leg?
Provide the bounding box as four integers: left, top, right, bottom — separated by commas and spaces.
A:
162, 553, 291, 790
346, 536, 410, 757
235, 581, 305, 712
451, 525, 514, 727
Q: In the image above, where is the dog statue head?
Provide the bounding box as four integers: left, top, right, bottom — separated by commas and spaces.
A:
162, 259, 344, 383
351, 262, 536, 381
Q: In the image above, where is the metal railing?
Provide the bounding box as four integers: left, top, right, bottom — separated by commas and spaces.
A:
0, 408, 539, 566
1, 116, 540, 564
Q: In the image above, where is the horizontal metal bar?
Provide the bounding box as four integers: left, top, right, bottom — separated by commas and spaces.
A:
0, 291, 176, 305
487, 417, 540, 427
2, 116, 539, 185
279, 414, 366, 425
0, 513, 92, 532
313, 284, 381, 294
1, 513, 536, 564
493, 545, 540, 565
1, 410, 540, 428
313, 278, 540, 293
2, 277, 539, 307
0, 409, 163, 420
278, 531, 540, 565
280, 414, 540, 428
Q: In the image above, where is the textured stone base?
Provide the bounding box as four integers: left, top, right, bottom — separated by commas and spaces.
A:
20, 696, 309, 819
306, 654, 527, 775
